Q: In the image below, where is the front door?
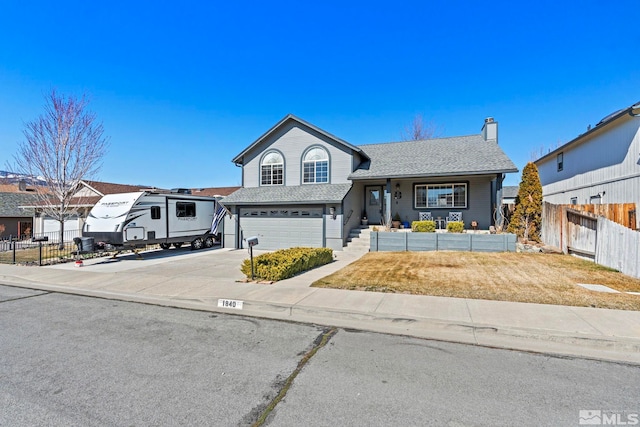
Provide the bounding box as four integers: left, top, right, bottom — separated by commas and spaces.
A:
365, 186, 384, 225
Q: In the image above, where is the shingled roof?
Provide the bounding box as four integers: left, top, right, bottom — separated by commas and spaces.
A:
0, 192, 37, 216
349, 134, 518, 180
221, 183, 351, 205
81, 180, 151, 195
191, 187, 241, 197
502, 185, 519, 199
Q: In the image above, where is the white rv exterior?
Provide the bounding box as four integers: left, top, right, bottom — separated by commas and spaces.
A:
83, 191, 221, 250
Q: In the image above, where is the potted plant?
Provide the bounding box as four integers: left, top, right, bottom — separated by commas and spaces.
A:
392, 212, 401, 229
361, 209, 368, 226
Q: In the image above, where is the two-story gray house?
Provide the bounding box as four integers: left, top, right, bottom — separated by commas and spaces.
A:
222, 114, 518, 250
534, 101, 640, 228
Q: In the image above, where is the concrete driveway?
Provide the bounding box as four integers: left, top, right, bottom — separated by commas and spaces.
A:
49, 246, 252, 277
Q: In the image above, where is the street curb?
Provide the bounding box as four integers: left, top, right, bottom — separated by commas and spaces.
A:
2, 279, 640, 365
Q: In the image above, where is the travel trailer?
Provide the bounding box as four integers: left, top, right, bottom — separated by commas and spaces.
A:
83, 190, 223, 250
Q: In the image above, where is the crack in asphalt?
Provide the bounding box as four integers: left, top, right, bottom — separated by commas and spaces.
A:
0, 290, 50, 304
244, 326, 338, 427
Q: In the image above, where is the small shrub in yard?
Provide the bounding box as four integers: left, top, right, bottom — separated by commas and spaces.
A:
411, 220, 436, 232
446, 221, 464, 233
241, 247, 333, 281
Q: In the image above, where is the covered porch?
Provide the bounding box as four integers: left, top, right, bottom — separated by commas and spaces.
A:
352, 174, 507, 232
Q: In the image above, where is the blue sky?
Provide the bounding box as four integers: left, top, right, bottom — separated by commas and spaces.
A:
1, 1, 638, 189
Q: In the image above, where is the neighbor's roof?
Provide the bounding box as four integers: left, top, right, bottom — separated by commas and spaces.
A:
232, 114, 369, 164
81, 180, 151, 196
0, 183, 42, 193
221, 183, 352, 205
349, 134, 518, 180
18, 180, 155, 209
534, 100, 640, 164
502, 185, 519, 199
191, 187, 241, 197
0, 192, 37, 216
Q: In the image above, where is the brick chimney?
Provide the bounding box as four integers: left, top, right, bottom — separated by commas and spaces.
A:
481, 117, 498, 142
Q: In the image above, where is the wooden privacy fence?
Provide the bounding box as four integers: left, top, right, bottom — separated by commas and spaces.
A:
542, 202, 637, 249
541, 202, 640, 278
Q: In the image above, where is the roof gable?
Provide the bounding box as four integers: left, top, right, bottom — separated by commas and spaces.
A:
232, 114, 368, 165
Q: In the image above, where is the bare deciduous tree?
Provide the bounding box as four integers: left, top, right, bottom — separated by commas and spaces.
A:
401, 113, 441, 141
529, 139, 564, 161
13, 90, 109, 248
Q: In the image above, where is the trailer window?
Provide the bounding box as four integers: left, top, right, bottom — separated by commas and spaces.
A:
176, 202, 196, 217
151, 206, 161, 220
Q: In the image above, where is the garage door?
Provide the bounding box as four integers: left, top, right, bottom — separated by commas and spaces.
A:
43, 216, 81, 233
239, 207, 324, 250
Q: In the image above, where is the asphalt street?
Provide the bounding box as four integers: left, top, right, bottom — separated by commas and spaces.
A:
1, 285, 639, 426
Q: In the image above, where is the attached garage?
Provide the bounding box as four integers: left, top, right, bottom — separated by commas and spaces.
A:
239, 207, 324, 250
221, 183, 353, 251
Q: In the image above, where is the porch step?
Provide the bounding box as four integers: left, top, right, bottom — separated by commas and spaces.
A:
344, 225, 372, 252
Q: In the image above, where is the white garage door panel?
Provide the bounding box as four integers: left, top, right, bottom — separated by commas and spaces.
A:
240, 213, 323, 250
43, 218, 80, 233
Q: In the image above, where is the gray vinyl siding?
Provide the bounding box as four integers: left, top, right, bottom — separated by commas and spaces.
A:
242, 123, 355, 188
324, 203, 344, 251
537, 115, 640, 208
342, 185, 363, 244
223, 208, 237, 248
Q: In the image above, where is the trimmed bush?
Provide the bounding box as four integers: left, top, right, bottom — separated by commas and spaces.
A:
411, 220, 436, 232
241, 247, 333, 281
446, 221, 464, 233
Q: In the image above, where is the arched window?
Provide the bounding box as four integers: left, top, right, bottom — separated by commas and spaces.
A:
302, 147, 329, 183
261, 151, 284, 185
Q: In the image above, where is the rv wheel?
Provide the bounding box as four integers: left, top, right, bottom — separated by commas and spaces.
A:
203, 236, 214, 248
160, 243, 171, 250
191, 238, 203, 250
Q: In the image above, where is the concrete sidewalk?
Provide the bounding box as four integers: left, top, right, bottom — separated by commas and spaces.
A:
1, 247, 640, 364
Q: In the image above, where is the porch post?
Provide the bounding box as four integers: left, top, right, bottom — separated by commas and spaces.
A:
385, 179, 392, 226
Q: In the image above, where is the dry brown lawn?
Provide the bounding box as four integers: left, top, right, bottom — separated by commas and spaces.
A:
311, 252, 640, 310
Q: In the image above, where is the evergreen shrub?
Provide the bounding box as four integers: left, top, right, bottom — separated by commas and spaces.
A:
446, 221, 464, 233
411, 220, 436, 232
241, 247, 333, 281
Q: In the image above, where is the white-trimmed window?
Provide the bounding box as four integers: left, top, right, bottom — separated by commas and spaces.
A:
415, 183, 467, 208
302, 147, 329, 183
261, 151, 284, 185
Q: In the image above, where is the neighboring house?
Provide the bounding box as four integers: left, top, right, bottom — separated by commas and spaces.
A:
501, 185, 519, 208
534, 101, 640, 227
0, 184, 36, 238
222, 114, 518, 250
23, 180, 152, 237
497, 185, 519, 229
